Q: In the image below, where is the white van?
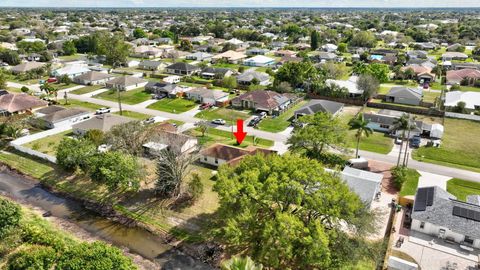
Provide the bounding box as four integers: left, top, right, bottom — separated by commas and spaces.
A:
346, 157, 369, 170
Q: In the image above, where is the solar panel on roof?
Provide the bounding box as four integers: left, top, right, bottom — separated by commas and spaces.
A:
414, 188, 428, 211
452, 206, 480, 222
426, 187, 434, 206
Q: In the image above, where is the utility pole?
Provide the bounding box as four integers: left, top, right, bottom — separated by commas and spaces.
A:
403, 114, 413, 167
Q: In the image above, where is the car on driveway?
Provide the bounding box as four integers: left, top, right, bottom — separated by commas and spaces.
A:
211, 119, 226, 125
143, 117, 156, 125
395, 137, 403, 144
95, 107, 111, 115
410, 135, 421, 148
248, 117, 261, 127
200, 103, 212, 110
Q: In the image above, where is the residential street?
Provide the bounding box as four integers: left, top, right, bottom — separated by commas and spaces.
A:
56, 87, 480, 182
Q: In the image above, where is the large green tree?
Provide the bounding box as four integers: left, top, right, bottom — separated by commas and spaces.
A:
310, 30, 319, 50
56, 137, 96, 171
62, 40, 77, 56
213, 154, 376, 269
288, 112, 347, 158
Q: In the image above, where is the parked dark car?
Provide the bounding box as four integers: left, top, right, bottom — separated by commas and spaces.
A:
410, 136, 421, 148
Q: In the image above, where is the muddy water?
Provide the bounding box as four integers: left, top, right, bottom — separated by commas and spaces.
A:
0, 171, 213, 270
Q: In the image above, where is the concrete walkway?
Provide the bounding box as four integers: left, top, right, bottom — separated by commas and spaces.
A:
7, 81, 41, 92
12, 125, 72, 145
135, 99, 159, 108
85, 87, 109, 97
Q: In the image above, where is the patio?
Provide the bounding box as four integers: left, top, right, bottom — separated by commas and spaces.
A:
391, 209, 480, 270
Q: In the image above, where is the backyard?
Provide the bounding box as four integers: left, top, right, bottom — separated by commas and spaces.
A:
185, 127, 274, 148
195, 107, 251, 122
413, 118, 480, 172
446, 178, 480, 201
147, 98, 197, 113
23, 130, 73, 156
257, 100, 308, 133
94, 87, 151, 105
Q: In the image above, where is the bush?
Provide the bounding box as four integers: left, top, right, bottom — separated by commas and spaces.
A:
56, 241, 136, 270
0, 197, 21, 237
188, 173, 204, 202
7, 245, 57, 270
56, 138, 96, 171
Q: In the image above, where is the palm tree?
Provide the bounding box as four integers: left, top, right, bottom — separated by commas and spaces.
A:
393, 114, 416, 167
221, 256, 263, 270
348, 114, 373, 158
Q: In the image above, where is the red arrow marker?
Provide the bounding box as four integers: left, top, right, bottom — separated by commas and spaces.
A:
233, 119, 247, 145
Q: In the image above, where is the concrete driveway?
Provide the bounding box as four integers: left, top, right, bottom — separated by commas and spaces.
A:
417, 171, 452, 190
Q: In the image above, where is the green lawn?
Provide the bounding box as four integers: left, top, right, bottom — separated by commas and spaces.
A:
147, 98, 197, 113
196, 107, 251, 122
446, 178, 480, 201
422, 90, 441, 103
458, 85, 480, 92
23, 130, 73, 156
60, 99, 104, 111
0, 150, 56, 179
398, 168, 421, 197
94, 87, 151, 105
58, 54, 83, 61
113, 110, 151, 120
413, 118, 480, 172
346, 131, 394, 155
6, 87, 22, 93
257, 100, 308, 133
70, 85, 105, 95
185, 127, 274, 148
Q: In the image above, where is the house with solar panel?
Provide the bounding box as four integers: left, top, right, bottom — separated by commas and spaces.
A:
411, 186, 480, 249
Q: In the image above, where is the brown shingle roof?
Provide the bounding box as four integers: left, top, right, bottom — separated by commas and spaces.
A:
0, 93, 48, 113
200, 143, 276, 165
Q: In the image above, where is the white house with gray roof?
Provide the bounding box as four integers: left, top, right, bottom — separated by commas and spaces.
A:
385, 87, 423, 106
411, 186, 480, 249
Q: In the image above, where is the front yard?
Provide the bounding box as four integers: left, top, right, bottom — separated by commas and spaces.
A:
185, 127, 274, 148
94, 87, 151, 105
70, 85, 105, 95
113, 110, 152, 120
147, 98, 197, 113
61, 99, 104, 111
413, 118, 480, 172
195, 107, 251, 122
257, 100, 308, 133
446, 178, 480, 201
346, 131, 394, 155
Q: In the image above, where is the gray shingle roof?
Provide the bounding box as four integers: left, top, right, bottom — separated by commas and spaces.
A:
340, 166, 383, 206
386, 87, 423, 101
412, 186, 480, 239
294, 99, 344, 116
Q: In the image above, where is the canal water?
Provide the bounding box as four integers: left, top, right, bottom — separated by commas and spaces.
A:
0, 170, 213, 270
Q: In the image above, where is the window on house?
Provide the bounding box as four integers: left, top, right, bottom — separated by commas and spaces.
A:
204, 156, 207, 161
215, 158, 218, 164
420, 222, 425, 229
380, 124, 390, 129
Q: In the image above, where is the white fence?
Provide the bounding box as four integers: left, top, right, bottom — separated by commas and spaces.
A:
10, 143, 57, 163
445, 112, 480, 122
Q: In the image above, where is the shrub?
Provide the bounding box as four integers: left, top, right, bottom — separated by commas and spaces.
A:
56, 138, 96, 171
188, 173, 204, 202
7, 245, 57, 270
392, 166, 408, 189
0, 197, 21, 237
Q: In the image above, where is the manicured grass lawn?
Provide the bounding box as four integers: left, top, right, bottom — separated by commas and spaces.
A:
398, 168, 421, 197
257, 100, 308, 133
0, 150, 55, 179
58, 54, 83, 61
346, 131, 394, 155
113, 110, 151, 120
422, 90, 441, 103
413, 118, 480, 172
446, 178, 480, 201
6, 87, 22, 93
23, 130, 73, 156
147, 98, 197, 113
53, 83, 78, 90
70, 85, 105, 95
94, 87, 151, 105
195, 107, 251, 122
185, 127, 274, 148
458, 85, 480, 92
60, 99, 104, 111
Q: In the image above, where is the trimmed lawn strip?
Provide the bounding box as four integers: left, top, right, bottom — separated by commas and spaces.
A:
94, 87, 151, 105
70, 85, 105, 95
61, 99, 104, 111
195, 107, 251, 121
446, 178, 480, 202
186, 127, 274, 148
398, 168, 420, 197
147, 98, 197, 113
257, 100, 308, 133
412, 118, 480, 172
113, 110, 151, 120
346, 131, 394, 155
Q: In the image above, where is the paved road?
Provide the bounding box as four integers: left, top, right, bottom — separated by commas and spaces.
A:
7, 81, 41, 92
58, 87, 480, 182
